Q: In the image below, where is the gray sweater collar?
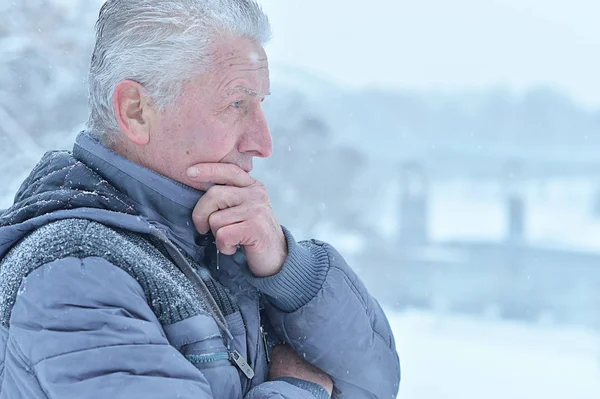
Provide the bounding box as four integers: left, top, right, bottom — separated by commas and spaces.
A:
73, 131, 206, 256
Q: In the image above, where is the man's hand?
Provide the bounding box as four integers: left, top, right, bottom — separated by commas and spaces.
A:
269, 344, 334, 397
186, 163, 287, 277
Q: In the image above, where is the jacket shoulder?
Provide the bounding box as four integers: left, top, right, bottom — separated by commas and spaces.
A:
1, 218, 132, 270
0, 219, 121, 326
0, 218, 208, 329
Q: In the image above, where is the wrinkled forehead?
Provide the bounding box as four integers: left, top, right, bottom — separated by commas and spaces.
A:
229, 85, 271, 98
248, 50, 266, 64
210, 39, 270, 96
211, 36, 268, 67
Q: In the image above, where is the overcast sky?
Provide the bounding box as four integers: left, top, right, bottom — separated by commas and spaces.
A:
259, 0, 600, 109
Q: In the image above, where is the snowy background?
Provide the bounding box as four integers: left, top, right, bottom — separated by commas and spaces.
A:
1, 0, 600, 397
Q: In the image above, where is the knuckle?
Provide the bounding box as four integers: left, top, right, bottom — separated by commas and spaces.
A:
255, 202, 270, 215
191, 210, 204, 224
215, 227, 229, 244
206, 185, 226, 205
253, 186, 269, 201
208, 164, 219, 177
259, 192, 270, 203
206, 184, 220, 196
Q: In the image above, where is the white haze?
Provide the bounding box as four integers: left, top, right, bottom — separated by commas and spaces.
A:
1, 1, 600, 398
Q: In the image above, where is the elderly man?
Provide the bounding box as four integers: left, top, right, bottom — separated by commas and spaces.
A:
0, 1, 400, 398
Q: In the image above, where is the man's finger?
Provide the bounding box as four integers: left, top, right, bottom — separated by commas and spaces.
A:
192, 185, 245, 233
214, 221, 255, 255
186, 163, 256, 188
207, 204, 251, 234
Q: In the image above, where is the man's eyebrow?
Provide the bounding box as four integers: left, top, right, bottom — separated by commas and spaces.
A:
233, 86, 271, 97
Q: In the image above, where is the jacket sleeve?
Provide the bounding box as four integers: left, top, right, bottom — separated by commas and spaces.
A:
249, 228, 401, 399
9, 256, 215, 399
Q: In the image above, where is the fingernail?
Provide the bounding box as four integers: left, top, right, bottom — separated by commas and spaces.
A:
186, 167, 199, 177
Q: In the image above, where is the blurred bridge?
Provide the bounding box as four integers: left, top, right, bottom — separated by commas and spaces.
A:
359, 162, 600, 329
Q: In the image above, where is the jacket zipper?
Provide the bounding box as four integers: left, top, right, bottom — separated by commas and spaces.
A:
186, 352, 229, 364
151, 228, 256, 382
186, 350, 254, 380
229, 350, 255, 379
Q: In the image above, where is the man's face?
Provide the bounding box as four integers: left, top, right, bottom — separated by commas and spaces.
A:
140, 36, 272, 184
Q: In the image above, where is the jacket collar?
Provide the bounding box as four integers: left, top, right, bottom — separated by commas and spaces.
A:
73, 131, 207, 257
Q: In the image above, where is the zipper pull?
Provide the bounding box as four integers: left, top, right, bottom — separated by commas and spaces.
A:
260, 325, 271, 364
229, 350, 255, 379
216, 248, 220, 271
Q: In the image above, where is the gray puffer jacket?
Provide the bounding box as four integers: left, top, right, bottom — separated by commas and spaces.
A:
0, 132, 400, 398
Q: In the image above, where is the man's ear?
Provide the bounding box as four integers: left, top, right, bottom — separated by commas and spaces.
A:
113, 80, 155, 145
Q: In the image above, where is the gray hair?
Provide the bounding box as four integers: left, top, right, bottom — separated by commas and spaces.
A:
87, 0, 271, 143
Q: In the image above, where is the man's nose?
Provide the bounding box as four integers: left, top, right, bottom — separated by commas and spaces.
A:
239, 107, 273, 158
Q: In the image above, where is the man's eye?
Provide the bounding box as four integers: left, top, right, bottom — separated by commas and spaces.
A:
232, 101, 242, 109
